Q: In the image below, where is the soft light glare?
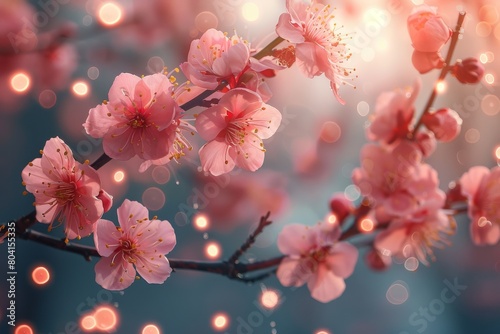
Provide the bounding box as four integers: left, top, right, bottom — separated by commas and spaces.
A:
14, 325, 34, 334
327, 214, 337, 225
194, 214, 209, 231
113, 170, 125, 183
212, 313, 229, 331
495, 145, 500, 160
315, 331, 330, 334
72, 81, 89, 97
320, 121, 341, 143
242, 2, 259, 22
10, 72, 31, 93
386, 281, 409, 305
479, 53, 489, 64
32, 266, 50, 285
94, 305, 118, 331
435, 80, 447, 94
142, 324, 161, 334
359, 218, 374, 233
205, 242, 221, 259
261, 290, 279, 309
98, 2, 123, 26
80, 314, 97, 331
485, 73, 495, 84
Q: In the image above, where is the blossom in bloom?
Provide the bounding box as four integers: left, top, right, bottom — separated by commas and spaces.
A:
452, 58, 485, 84
84, 73, 183, 161
352, 142, 427, 216
276, 222, 358, 303
407, 5, 452, 53
180, 29, 251, 90
459, 166, 500, 245
375, 189, 455, 265
366, 81, 420, 145
94, 199, 176, 290
411, 50, 444, 74
422, 108, 462, 142
195, 88, 281, 176
275, 0, 353, 103
21, 137, 111, 240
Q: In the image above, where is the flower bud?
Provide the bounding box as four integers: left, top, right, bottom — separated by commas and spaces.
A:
452, 58, 485, 84
329, 193, 354, 223
407, 5, 452, 53
414, 130, 436, 157
422, 108, 462, 142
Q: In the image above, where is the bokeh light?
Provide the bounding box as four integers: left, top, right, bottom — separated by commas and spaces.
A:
142, 324, 161, 334
212, 313, 229, 331
494, 145, 500, 160
485, 73, 495, 84
10, 72, 31, 93
97, 2, 123, 26
327, 214, 337, 225
72, 81, 89, 97
481, 94, 500, 116
88, 66, 100, 80
113, 170, 125, 183
205, 241, 221, 259
242, 2, 260, 22
152, 166, 171, 184
32, 266, 50, 285
315, 330, 331, 334
404, 257, 419, 271
476, 21, 492, 37
142, 187, 166, 211
80, 314, 97, 331
320, 121, 342, 143
39, 90, 57, 109
94, 305, 118, 331
435, 80, 447, 94
386, 281, 409, 305
357, 101, 370, 116
359, 218, 374, 233
194, 214, 209, 231
14, 324, 34, 334
195, 11, 218, 32
261, 290, 280, 309
465, 128, 480, 144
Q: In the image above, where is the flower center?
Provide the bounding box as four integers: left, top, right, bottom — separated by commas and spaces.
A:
54, 182, 77, 205
128, 114, 147, 128
119, 238, 136, 254
309, 246, 330, 264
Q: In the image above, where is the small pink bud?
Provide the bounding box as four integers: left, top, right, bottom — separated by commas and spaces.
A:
422, 108, 462, 142
365, 249, 391, 271
452, 58, 485, 84
329, 193, 354, 223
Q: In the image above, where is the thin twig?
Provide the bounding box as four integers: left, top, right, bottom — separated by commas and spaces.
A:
228, 212, 272, 264
412, 12, 467, 136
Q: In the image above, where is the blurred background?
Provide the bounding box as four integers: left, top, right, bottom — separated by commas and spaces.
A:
1, 0, 500, 333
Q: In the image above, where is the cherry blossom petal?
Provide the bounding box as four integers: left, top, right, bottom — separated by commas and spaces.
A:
94, 219, 120, 257
108, 73, 140, 103
95, 255, 136, 290
276, 13, 306, 43
199, 139, 236, 176
295, 42, 322, 78
470, 218, 500, 246
195, 106, 228, 141
135, 256, 172, 284
84, 104, 118, 138
276, 258, 312, 287
459, 166, 489, 199
136, 219, 176, 254
117, 199, 150, 231
307, 264, 346, 303
325, 242, 358, 278
234, 140, 265, 172
277, 223, 315, 255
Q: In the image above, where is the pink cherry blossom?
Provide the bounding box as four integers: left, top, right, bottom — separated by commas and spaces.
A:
459, 166, 500, 245
422, 108, 462, 142
276, 222, 358, 303
407, 5, 452, 53
21, 137, 111, 240
180, 29, 251, 90
195, 88, 281, 176
84, 73, 183, 161
94, 199, 176, 290
352, 142, 426, 216
366, 81, 420, 146
276, 0, 353, 103
375, 189, 455, 265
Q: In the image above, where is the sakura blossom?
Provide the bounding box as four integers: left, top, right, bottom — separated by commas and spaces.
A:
366, 81, 420, 146
375, 189, 455, 265
407, 5, 452, 53
459, 166, 500, 245
275, 0, 354, 103
196, 88, 281, 176
180, 29, 251, 90
21, 137, 111, 240
276, 222, 358, 303
94, 199, 176, 290
84, 73, 183, 161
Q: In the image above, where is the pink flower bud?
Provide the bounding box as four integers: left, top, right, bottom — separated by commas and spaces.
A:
411, 50, 444, 74
365, 249, 391, 271
452, 58, 485, 84
329, 193, 354, 223
407, 5, 452, 53
422, 108, 462, 142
